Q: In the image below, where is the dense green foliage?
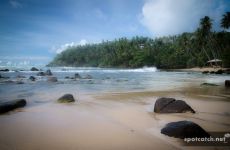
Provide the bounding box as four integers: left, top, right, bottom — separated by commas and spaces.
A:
49, 14, 230, 69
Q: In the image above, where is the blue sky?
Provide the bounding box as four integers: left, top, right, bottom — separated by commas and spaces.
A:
0, 0, 229, 66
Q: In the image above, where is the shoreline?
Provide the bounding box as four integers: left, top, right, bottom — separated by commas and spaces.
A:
162, 67, 230, 73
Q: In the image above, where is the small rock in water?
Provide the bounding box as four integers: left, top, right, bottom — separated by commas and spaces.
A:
161, 121, 210, 139
0, 99, 26, 114
0, 69, 9, 72
45, 69, 52, 76
57, 94, 75, 103
65, 76, 70, 79
37, 72, 46, 76
30, 67, 39, 71
154, 97, 195, 113
201, 83, 219, 86
47, 76, 58, 82
16, 75, 26, 78
29, 76, 36, 81
225, 80, 230, 87
74, 73, 81, 79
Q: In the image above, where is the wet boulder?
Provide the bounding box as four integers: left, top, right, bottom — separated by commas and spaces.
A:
57, 94, 75, 103
29, 76, 36, 81
0, 99, 26, 114
47, 76, 58, 82
161, 121, 210, 139
30, 67, 39, 71
154, 97, 195, 113
225, 80, 230, 87
45, 69, 52, 76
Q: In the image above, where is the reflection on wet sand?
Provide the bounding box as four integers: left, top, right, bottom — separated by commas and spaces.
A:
0, 84, 229, 150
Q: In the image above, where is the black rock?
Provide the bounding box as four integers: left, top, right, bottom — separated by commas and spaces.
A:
215, 69, 223, 74
65, 76, 70, 79
29, 76, 36, 81
37, 72, 46, 76
161, 121, 210, 139
16, 75, 26, 78
45, 69, 52, 76
154, 97, 195, 113
57, 94, 75, 103
225, 80, 230, 87
210, 71, 215, 74
0, 69, 9, 72
30, 67, 39, 71
74, 73, 81, 79
0, 99, 26, 114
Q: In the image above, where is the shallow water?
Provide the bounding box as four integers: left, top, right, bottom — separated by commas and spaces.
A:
0, 67, 230, 150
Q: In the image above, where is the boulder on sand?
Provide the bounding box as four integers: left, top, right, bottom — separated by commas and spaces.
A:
57, 94, 75, 103
47, 76, 58, 82
225, 80, 230, 87
154, 97, 195, 113
161, 120, 210, 139
0, 99, 26, 114
30, 67, 39, 71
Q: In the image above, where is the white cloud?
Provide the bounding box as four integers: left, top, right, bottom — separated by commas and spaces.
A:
140, 0, 227, 37
9, 0, 23, 8
52, 39, 88, 54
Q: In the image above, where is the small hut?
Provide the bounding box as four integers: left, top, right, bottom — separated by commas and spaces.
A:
207, 59, 222, 67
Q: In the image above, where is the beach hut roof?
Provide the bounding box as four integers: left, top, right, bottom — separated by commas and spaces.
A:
207, 59, 222, 63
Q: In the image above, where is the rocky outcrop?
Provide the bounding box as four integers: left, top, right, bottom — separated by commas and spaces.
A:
161, 121, 210, 139
30, 67, 39, 71
57, 94, 75, 103
154, 97, 195, 113
0, 99, 26, 114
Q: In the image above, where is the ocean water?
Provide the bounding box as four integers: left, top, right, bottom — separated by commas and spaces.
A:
0, 67, 229, 102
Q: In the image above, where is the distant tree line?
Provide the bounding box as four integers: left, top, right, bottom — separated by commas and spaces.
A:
48, 12, 230, 69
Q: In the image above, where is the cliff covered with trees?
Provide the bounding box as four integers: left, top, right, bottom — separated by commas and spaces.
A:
48, 13, 230, 69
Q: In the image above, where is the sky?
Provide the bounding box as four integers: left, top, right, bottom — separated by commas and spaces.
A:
0, 0, 229, 66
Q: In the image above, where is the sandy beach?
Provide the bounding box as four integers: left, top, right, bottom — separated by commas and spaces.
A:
0, 82, 229, 150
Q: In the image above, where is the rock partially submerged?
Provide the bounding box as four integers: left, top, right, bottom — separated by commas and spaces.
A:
75, 73, 82, 79
30, 67, 39, 71
29, 76, 36, 81
37, 71, 46, 76
57, 94, 75, 103
84, 74, 93, 79
0, 69, 9, 72
161, 121, 210, 139
0, 99, 26, 114
154, 97, 195, 113
201, 83, 219, 86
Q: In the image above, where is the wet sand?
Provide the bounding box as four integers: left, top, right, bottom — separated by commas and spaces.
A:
0, 84, 230, 150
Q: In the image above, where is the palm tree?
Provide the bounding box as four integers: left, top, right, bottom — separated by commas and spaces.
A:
199, 16, 212, 36
221, 12, 230, 31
